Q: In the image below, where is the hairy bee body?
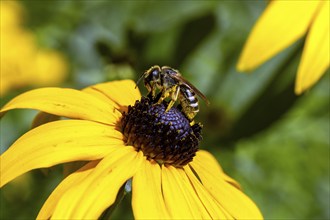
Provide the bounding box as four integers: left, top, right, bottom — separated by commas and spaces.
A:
178, 84, 199, 121
136, 65, 209, 121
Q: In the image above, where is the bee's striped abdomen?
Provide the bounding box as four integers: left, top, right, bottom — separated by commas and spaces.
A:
179, 85, 199, 121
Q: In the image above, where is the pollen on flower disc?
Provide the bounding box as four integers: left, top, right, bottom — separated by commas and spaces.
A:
121, 97, 202, 167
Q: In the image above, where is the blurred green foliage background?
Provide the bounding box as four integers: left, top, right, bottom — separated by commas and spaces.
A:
1, 1, 329, 219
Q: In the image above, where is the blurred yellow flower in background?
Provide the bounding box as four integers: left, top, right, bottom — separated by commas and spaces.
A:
0, 1, 67, 97
237, 0, 329, 94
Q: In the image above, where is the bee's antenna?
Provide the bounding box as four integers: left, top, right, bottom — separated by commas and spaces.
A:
135, 72, 145, 89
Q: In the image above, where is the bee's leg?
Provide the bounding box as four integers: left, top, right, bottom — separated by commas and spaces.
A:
154, 92, 162, 103
165, 100, 175, 112
151, 85, 157, 98
145, 84, 152, 97
165, 86, 180, 112
157, 89, 170, 104
157, 93, 166, 104
147, 84, 158, 101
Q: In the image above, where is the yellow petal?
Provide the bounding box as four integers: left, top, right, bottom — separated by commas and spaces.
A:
191, 160, 263, 219
195, 150, 241, 189
52, 148, 143, 219
0, 120, 124, 187
184, 166, 233, 219
132, 160, 170, 219
295, 1, 330, 94
162, 166, 207, 219
87, 80, 141, 110
37, 161, 99, 220
81, 86, 123, 120
176, 166, 213, 219
237, 1, 321, 72
0, 87, 118, 125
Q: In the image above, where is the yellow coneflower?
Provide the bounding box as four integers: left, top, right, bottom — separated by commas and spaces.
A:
0, 80, 263, 219
237, 0, 329, 94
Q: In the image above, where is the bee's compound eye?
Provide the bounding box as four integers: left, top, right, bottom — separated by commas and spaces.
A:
152, 69, 160, 77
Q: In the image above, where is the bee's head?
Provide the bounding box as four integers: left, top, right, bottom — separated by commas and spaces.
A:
136, 65, 161, 88
147, 65, 162, 82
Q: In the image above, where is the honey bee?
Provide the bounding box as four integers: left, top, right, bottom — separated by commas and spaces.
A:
136, 65, 209, 121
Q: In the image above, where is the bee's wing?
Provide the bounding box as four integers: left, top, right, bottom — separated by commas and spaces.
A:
135, 72, 146, 88
171, 74, 210, 105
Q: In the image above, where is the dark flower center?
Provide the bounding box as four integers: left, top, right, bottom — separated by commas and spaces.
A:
121, 97, 202, 167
